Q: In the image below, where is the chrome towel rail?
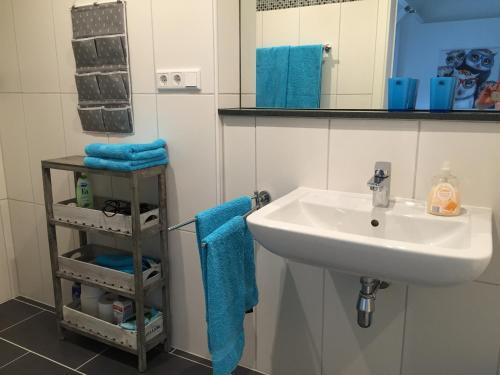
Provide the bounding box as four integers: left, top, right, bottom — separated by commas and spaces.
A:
168, 191, 271, 232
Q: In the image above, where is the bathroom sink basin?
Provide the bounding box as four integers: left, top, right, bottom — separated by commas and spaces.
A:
247, 187, 492, 286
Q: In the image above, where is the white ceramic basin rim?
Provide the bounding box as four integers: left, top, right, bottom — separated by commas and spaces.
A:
246, 187, 492, 286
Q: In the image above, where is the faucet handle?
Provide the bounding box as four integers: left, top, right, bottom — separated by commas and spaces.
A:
374, 161, 391, 178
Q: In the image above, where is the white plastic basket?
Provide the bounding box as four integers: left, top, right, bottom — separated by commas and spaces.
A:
53, 197, 159, 234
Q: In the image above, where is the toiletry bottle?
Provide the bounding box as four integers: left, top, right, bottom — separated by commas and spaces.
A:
427, 161, 461, 216
76, 173, 94, 208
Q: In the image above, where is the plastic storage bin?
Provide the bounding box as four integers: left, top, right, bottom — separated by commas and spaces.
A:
430, 77, 456, 112
388, 77, 419, 111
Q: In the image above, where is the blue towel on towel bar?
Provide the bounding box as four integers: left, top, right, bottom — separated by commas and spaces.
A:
85, 139, 166, 160
256, 46, 291, 108
83, 156, 168, 171
286, 44, 323, 109
201, 216, 258, 375
195, 197, 258, 375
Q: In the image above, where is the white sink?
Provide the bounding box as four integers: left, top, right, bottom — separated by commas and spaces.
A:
247, 187, 492, 286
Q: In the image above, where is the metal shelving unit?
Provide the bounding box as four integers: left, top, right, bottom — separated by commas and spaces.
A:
41, 156, 170, 373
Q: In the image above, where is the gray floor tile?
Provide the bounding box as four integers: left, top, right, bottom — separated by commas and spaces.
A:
0, 300, 41, 331
15, 297, 55, 313
81, 347, 211, 375
0, 339, 27, 367
0, 353, 79, 374
0, 311, 107, 369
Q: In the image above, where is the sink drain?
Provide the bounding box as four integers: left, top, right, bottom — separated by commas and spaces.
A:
371, 219, 380, 227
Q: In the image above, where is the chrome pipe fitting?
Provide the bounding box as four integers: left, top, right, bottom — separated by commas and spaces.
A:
356, 277, 389, 328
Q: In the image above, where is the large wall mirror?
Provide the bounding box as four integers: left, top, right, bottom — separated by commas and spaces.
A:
240, 0, 500, 112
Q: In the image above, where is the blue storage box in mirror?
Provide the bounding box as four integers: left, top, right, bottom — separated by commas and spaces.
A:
430, 77, 457, 112
388, 78, 419, 111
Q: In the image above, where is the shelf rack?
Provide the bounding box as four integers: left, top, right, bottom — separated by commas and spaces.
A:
41, 155, 170, 373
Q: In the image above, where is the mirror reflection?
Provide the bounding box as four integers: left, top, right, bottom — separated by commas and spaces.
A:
240, 0, 500, 111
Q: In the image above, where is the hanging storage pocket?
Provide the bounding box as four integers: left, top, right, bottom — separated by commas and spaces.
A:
75, 73, 101, 102
103, 106, 132, 133
98, 72, 129, 100
72, 3, 125, 39
95, 35, 127, 67
72, 38, 98, 69
78, 106, 105, 132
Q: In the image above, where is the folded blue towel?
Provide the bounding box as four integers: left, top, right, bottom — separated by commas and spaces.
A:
95, 255, 155, 274
84, 156, 168, 171
85, 139, 167, 160
256, 46, 290, 108
202, 216, 258, 375
286, 45, 323, 109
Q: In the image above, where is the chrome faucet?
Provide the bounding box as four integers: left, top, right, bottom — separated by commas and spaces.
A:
367, 161, 391, 208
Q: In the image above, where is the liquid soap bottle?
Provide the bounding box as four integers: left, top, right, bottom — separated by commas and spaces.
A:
427, 161, 461, 216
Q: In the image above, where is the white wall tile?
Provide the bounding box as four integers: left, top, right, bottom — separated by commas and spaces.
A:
157, 95, 217, 232
9, 200, 43, 300
255, 117, 329, 374
0, 94, 34, 202
0, 0, 21, 93
61, 93, 108, 155
152, 0, 215, 94
23, 94, 70, 205
329, 119, 419, 199
323, 271, 405, 375
0, 145, 8, 201
337, 0, 378, 95
169, 229, 209, 357
337, 95, 372, 109
241, 94, 256, 107
127, 0, 157, 94
217, 0, 240, 94
223, 116, 256, 200
218, 94, 239, 109
0, 204, 13, 303
52, 0, 76, 93
256, 248, 324, 375
262, 8, 300, 47
321, 94, 337, 109
256, 116, 329, 199
300, 4, 341, 95
402, 282, 500, 374
12, 0, 60, 93
0, 200, 18, 296
415, 121, 500, 285
241, 0, 258, 95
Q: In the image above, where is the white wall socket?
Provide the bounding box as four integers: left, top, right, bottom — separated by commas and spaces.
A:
156, 69, 201, 91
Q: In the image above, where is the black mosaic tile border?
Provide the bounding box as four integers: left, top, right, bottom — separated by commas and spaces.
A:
257, 0, 361, 12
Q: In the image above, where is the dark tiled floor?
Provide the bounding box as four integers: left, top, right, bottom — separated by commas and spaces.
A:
0, 298, 263, 375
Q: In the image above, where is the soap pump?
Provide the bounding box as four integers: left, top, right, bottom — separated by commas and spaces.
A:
427, 161, 461, 216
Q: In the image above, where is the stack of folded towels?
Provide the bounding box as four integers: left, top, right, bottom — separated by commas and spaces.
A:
83, 139, 168, 171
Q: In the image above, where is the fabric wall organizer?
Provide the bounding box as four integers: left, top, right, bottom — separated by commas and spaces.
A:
71, 1, 133, 134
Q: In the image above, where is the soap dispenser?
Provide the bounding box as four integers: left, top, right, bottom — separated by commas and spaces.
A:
427, 161, 461, 216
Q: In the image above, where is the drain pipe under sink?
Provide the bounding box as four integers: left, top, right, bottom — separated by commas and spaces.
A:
356, 277, 390, 328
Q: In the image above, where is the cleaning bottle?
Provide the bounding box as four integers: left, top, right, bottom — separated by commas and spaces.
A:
76, 173, 94, 208
427, 161, 461, 216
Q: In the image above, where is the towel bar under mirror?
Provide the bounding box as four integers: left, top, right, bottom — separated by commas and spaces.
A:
233, 0, 500, 118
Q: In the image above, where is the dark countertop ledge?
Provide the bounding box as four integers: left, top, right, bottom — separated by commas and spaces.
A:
218, 108, 500, 122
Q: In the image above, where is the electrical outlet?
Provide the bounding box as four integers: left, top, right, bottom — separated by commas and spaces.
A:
156, 72, 169, 89
156, 69, 201, 90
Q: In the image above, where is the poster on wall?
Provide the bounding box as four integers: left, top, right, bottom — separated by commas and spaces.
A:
437, 48, 500, 110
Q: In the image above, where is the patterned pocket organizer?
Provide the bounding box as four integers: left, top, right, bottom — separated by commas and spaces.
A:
78, 106, 105, 132
75, 73, 101, 102
72, 38, 98, 69
95, 35, 127, 67
97, 72, 128, 100
103, 106, 132, 133
71, 2, 132, 133
72, 3, 125, 39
